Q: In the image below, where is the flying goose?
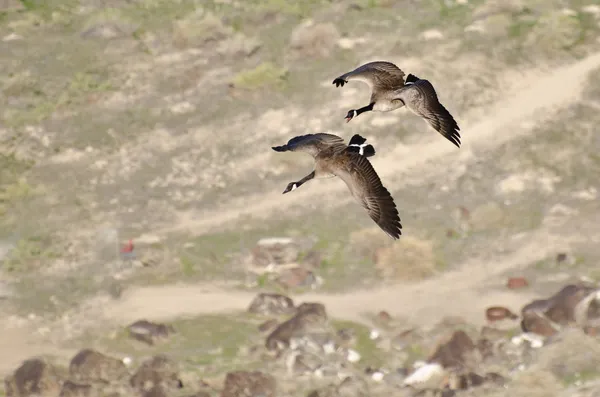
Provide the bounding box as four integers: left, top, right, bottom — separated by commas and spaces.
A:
271, 132, 402, 239
332, 61, 461, 148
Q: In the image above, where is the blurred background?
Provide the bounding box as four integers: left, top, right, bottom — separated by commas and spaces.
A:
1, 0, 600, 396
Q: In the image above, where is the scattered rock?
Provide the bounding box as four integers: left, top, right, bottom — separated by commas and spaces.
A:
375, 311, 392, 326
336, 328, 357, 347
284, 350, 322, 375
220, 371, 276, 397
428, 330, 479, 371
142, 385, 168, 397
130, 355, 183, 393
58, 380, 93, 397
289, 20, 341, 58
300, 250, 322, 270
249, 237, 302, 268
335, 376, 369, 397
127, 319, 175, 346
520, 284, 600, 337
266, 302, 329, 351
69, 349, 129, 384
485, 306, 519, 322
247, 292, 295, 316
403, 362, 448, 389
276, 267, 319, 289
446, 371, 485, 390
536, 327, 600, 381
4, 358, 63, 397
390, 328, 425, 351
520, 311, 559, 337
507, 277, 529, 289
258, 319, 279, 333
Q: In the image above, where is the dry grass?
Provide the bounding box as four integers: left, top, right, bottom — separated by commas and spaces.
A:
172, 9, 232, 48
231, 62, 289, 90
348, 228, 436, 281
535, 328, 600, 383
375, 236, 436, 282
288, 20, 340, 58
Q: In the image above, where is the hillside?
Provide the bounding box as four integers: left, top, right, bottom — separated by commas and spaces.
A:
2, 0, 600, 396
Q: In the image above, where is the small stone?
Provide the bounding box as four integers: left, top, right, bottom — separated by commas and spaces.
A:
428, 330, 477, 370
369, 329, 380, 340
130, 355, 183, 392
249, 237, 301, 267
127, 319, 175, 346
507, 277, 529, 289
346, 349, 361, 363
485, 306, 519, 322
258, 319, 279, 333
276, 267, 317, 289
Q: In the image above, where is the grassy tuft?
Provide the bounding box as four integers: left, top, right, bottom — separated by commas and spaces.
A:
231, 62, 289, 90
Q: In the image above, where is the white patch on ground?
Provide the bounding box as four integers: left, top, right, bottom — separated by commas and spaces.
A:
421, 29, 444, 40
582, 5, 600, 15
337, 37, 367, 50
48, 148, 88, 164
496, 171, 561, 194
170, 101, 196, 114
573, 187, 598, 200
465, 21, 486, 33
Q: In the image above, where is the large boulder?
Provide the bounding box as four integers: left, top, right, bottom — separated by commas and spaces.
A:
130, 355, 183, 393
220, 371, 276, 397
68, 349, 129, 384
5, 358, 62, 397
247, 293, 295, 316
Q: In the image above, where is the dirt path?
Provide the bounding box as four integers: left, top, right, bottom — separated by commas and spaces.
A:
3, 51, 600, 379
141, 51, 600, 241
100, 229, 562, 328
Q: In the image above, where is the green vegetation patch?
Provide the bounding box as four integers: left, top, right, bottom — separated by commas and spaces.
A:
85, 313, 263, 376
231, 62, 289, 91
332, 319, 392, 368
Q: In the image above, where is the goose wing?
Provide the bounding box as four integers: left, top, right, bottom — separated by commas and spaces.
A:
335, 154, 402, 239
271, 133, 347, 158
332, 61, 406, 92
393, 78, 461, 148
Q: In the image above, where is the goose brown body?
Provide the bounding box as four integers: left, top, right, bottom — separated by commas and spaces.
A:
272, 133, 402, 240
332, 61, 462, 148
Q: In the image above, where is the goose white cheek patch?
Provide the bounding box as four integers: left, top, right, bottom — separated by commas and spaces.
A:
291, 184, 298, 191
350, 143, 368, 155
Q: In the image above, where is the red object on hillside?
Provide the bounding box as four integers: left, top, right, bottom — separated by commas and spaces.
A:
507, 277, 529, 289
120, 239, 136, 261
121, 239, 134, 253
